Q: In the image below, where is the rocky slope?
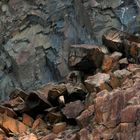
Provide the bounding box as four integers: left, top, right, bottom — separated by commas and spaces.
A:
0, 0, 140, 100
0, 21, 140, 140
1, 0, 140, 140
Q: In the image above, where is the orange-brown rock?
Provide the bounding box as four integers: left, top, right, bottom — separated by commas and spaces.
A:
0, 114, 27, 134
32, 118, 47, 130
102, 52, 122, 72
102, 55, 114, 72
22, 114, 34, 127
52, 122, 67, 134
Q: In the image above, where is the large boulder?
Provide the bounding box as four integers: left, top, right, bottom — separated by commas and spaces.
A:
68, 44, 104, 73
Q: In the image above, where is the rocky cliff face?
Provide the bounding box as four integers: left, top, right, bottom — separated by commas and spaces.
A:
0, 0, 140, 100
0, 0, 95, 99
1, 0, 140, 139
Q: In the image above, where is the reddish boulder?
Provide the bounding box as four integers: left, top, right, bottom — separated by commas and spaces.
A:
62, 100, 84, 119
121, 105, 140, 123
102, 52, 122, 72
22, 113, 34, 127
95, 89, 125, 128
32, 118, 48, 130
76, 105, 95, 128
0, 114, 28, 134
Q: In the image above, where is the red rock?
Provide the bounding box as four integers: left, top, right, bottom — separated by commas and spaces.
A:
22, 114, 34, 127
0, 114, 27, 134
102, 55, 114, 72
102, 52, 122, 72
95, 90, 124, 128
62, 100, 84, 119
76, 105, 95, 128
121, 105, 140, 123
32, 118, 47, 130
3, 98, 25, 115
52, 122, 67, 134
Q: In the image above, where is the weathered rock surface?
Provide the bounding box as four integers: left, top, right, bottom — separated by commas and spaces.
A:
68, 44, 104, 73
1, 0, 140, 99
85, 73, 111, 92
1, 0, 140, 140
62, 100, 84, 119
0, 0, 94, 100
